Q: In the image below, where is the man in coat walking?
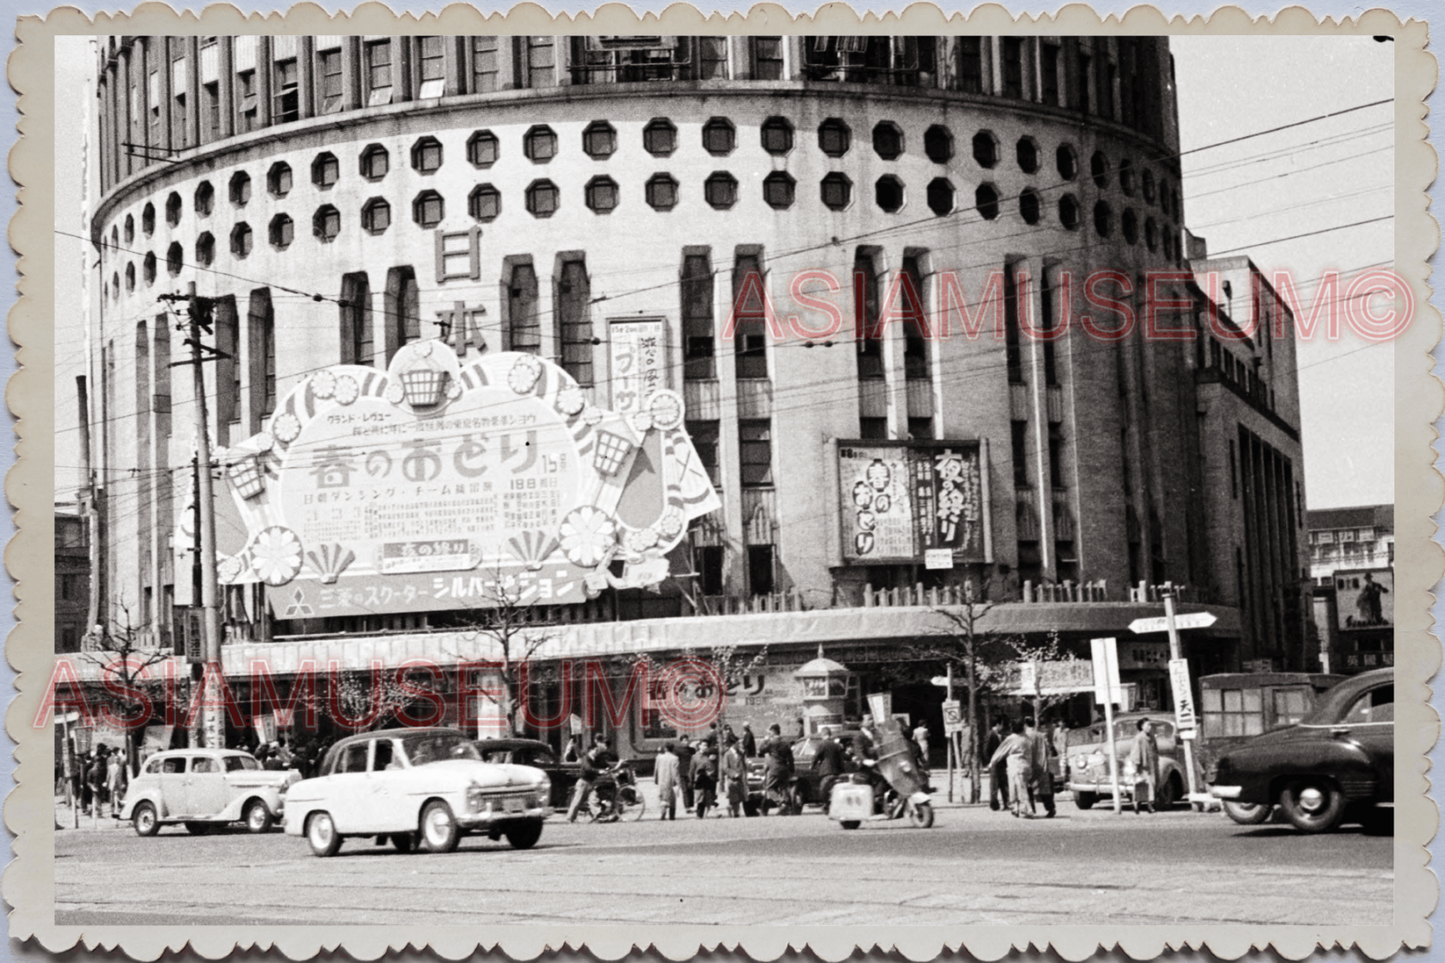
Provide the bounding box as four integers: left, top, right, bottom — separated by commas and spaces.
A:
653, 743, 679, 820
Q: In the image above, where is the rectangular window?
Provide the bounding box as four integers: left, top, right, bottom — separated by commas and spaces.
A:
507, 263, 541, 353
747, 544, 775, 596
696, 544, 724, 596
687, 420, 721, 487
1001, 38, 1023, 99
1229, 438, 1238, 499
1041, 42, 1060, 106
318, 49, 344, 112
957, 37, 983, 93
908, 417, 934, 440
1201, 687, 1263, 738
854, 251, 882, 380
1075, 51, 1091, 113
237, 69, 258, 131
698, 37, 729, 79
1011, 420, 1029, 488
527, 37, 557, 88
752, 37, 784, 80
557, 259, 593, 387
417, 36, 445, 98
681, 254, 715, 380
272, 57, 299, 122
1048, 423, 1064, 489
901, 255, 928, 380
384, 267, 419, 362
214, 298, 240, 430
341, 273, 372, 366
733, 254, 768, 379
203, 81, 221, 139
859, 417, 888, 440
365, 39, 394, 105
471, 36, 499, 92
1100, 61, 1117, 121
1004, 265, 1024, 384
1041, 267, 1059, 386
739, 419, 773, 487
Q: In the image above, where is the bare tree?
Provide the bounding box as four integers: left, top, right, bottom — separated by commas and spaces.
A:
446, 569, 561, 736
80, 603, 172, 777
929, 587, 993, 803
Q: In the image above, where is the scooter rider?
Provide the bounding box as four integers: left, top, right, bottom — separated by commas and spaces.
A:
812, 726, 848, 810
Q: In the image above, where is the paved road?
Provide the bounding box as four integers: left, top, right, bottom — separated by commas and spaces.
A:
56, 803, 1391, 927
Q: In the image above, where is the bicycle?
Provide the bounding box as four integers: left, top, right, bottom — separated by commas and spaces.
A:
583, 762, 647, 823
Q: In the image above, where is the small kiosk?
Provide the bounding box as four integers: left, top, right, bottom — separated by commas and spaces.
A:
793, 652, 852, 736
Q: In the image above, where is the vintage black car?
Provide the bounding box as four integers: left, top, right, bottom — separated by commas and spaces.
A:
745, 730, 864, 811
475, 738, 580, 811
1207, 667, 1393, 833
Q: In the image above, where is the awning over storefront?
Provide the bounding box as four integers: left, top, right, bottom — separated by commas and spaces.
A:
59, 601, 1240, 678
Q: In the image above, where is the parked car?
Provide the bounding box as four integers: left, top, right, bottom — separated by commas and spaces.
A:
1207, 667, 1393, 833
283, 727, 550, 856
120, 748, 298, 837
475, 737, 579, 810
1063, 713, 1187, 810
743, 730, 863, 811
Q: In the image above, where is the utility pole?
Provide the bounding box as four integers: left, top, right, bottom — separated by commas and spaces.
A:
163, 283, 226, 749
1162, 592, 1202, 808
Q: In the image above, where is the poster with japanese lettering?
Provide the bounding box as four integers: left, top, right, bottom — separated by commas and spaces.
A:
215, 341, 719, 618
609, 318, 667, 414
839, 445, 916, 562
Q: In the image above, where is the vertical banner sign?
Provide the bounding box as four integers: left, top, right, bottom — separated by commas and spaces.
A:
867, 692, 893, 726
254, 713, 278, 746
608, 319, 667, 414
1090, 637, 1121, 705
1169, 659, 1198, 737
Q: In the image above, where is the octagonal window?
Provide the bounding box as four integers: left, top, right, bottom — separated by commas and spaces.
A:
467, 130, 499, 168
646, 173, 678, 211
586, 176, 619, 214
1143, 169, 1157, 206
1016, 137, 1040, 174
1058, 194, 1080, 231
468, 185, 500, 223
975, 183, 999, 221
1091, 151, 1109, 188
143, 251, 157, 283
230, 223, 253, 258
195, 232, 215, 266
312, 152, 340, 189
971, 130, 998, 169
268, 162, 293, 198
926, 178, 955, 216
818, 118, 851, 158
1093, 200, 1113, 238
362, 197, 392, 235
821, 172, 852, 211
875, 175, 904, 213
123, 214, 135, 244
166, 241, 184, 275
413, 190, 445, 227
873, 121, 903, 161
1119, 158, 1136, 197
924, 125, 954, 164
1056, 145, 1078, 181
703, 117, 736, 156
526, 179, 559, 218
761, 116, 793, 156
1145, 216, 1159, 252
314, 204, 341, 242
412, 136, 443, 173
524, 125, 558, 164
165, 191, 183, 227
1019, 188, 1041, 225
141, 202, 156, 235
1121, 208, 1139, 245
361, 144, 390, 181
125, 262, 136, 291
269, 213, 294, 249
228, 172, 250, 207
763, 171, 795, 210
704, 171, 738, 209
583, 121, 617, 160
644, 118, 677, 157
194, 182, 214, 217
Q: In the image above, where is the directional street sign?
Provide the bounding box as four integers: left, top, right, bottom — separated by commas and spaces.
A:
1129, 612, 1217, 634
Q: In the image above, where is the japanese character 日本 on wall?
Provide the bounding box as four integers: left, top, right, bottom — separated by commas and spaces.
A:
839, 440, 988, 564
216, 341, 720, 618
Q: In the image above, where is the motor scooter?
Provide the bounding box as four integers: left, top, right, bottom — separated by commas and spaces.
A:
828, 720, 935, 830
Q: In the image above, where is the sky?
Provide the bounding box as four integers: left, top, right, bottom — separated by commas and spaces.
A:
53, 33, 1399, 511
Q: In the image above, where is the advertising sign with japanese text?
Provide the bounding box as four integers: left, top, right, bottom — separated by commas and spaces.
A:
609, 318, 667, 414
217, 343, 720, 618
839, 440, 987, 563
1334, 568, 1393, 631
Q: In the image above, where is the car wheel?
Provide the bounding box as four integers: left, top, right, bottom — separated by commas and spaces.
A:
1222, 800, 1272, 825
1156, 774, 1182, 810
133, 803, 159, 837
840, 820, 861, 830
420, 800, 461, 853
244, 800, 274, 834
1074, 791, 1097, 810
506, 820, 543, 850
391, 833, 416, 853
1279, 778, 1347, 833
306, 811, 343, 857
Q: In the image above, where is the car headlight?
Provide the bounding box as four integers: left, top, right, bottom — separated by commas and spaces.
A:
466, 781, 486, 813
536, 774, 551, 804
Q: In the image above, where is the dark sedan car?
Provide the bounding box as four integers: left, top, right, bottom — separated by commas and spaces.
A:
475, 738, 580, 811
1207, 667, 1393, 833
745, 731, 863, 811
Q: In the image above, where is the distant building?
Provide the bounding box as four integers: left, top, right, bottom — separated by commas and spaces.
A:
1307, 504, 1393, 674
55, 504, 90, 653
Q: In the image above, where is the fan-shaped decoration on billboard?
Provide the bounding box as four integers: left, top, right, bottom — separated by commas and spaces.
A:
214, 341, 721, 617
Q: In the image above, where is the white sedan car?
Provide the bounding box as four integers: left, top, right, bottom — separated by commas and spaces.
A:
120, 748, 297, 836
283, 727, 550, 856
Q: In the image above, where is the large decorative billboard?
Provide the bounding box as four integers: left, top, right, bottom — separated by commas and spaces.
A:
1334, 568, 1393, 631
839, 440, 988, 564
217, 342, 720, 618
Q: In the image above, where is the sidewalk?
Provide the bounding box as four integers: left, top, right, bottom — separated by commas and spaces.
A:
54, 799, 130, 831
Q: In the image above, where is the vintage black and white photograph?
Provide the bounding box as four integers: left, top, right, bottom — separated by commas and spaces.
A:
29, 15, 1428, 949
